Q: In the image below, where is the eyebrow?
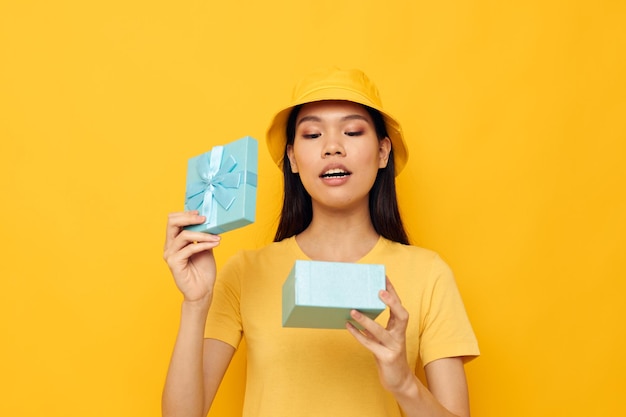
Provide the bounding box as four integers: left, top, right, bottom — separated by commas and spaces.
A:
296, 114, 371, 126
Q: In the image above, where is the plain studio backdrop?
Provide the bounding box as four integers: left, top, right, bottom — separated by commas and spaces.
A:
1, 1, 624, 416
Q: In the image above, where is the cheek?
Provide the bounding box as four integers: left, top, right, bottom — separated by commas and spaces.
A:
287, 143, 307, 172
291, 143, 316, 168
356, 146, 383, 166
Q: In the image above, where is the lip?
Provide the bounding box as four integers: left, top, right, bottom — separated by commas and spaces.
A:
319, 163, 352, 185
319, 163, 352, 178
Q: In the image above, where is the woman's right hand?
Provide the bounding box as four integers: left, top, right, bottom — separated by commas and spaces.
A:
163, 211, 222, 303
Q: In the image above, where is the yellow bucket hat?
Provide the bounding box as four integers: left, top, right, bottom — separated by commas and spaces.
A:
266, 67, 409, 175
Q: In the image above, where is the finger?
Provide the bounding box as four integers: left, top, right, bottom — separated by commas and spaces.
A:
167, 210, 204, 228
346, 318, 396, 359
180, 238, 221, 258
384, 277, 405, 308
165, 211, 206, 243
348, 309, 394, 347
178, 230, 221, 245
167, 238, 221, 268
166, 230, 221, 259
165, 213, 210, 252
346, 320, 387, 356
381, 279, 409, 331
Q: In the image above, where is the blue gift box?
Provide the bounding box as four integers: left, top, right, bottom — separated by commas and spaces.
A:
282, 260, 386, 329
184, 136, 258, 234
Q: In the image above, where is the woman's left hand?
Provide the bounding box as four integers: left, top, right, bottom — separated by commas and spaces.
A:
346, 277, 415, 394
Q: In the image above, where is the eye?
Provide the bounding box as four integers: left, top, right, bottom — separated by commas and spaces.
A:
345, 131, 364, 137
302, 133, 321, 139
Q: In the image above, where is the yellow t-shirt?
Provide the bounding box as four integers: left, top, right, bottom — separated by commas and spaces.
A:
205, 236, 479, 417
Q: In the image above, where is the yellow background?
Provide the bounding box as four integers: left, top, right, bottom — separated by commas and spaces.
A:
1, 1, 624, 416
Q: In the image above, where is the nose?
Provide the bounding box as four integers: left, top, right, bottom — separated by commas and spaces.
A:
322, 132, 345, 157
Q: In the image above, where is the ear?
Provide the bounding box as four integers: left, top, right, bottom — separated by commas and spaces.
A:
286, 144, 299, 173
378, 137, 391, 169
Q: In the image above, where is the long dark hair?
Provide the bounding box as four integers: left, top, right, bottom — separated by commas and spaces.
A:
273, 103, 410, 245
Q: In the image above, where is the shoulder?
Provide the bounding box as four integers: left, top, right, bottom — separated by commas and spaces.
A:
217, 237, 302, 291
220, 237, 300, 278
228, 236, 298, 264
377, 238, 450, 271
374, 238, 457, 291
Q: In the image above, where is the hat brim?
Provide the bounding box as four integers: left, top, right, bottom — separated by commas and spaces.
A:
266, 88, 408, 176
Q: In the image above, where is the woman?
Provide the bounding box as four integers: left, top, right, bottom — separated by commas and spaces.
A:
162, 67, 479, 417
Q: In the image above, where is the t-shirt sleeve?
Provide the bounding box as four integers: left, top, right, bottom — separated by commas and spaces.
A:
419, 255, 480, 366
204, 253, 244, 349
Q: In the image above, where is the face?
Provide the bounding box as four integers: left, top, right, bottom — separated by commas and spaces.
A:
286, 100, 391, 210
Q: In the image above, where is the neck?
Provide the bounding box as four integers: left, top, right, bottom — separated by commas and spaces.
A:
295, 203, 380, 262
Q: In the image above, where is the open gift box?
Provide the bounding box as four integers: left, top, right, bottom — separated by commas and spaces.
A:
282, 260, 386, 329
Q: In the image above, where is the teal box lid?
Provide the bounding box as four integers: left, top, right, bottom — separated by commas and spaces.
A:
184, 136, 257, 234
282, 260, 386, 329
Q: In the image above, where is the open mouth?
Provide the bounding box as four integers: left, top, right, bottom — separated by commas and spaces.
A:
320, 168, 351, 178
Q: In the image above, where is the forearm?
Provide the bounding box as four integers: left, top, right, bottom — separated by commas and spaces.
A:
392, 375, 464, 417
162, 296, 212, 417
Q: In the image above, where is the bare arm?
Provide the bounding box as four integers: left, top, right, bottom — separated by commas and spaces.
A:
380, 356, 470, 417
162, 300, 237, 417
161, 211, 235, 417
424, 357, 470, 417
347, 279, 471, 417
